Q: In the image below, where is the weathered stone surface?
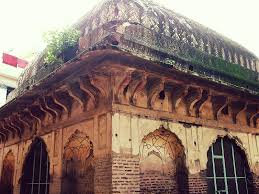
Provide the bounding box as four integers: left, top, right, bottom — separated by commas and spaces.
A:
0, 0, 259, 194
10, 0, 259, 104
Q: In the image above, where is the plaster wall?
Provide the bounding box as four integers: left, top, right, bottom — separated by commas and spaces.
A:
111, 112, 259, 193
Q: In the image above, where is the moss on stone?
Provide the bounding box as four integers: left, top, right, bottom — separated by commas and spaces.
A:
179, 46, 258, 86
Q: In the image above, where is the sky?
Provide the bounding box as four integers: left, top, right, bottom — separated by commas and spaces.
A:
0, 0, 258, 60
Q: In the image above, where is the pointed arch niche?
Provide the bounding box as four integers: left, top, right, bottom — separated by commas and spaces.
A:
20, 138, 50, 194
61, 129, 94, 194
139, 126, 188, 193
0, 150, 15, 194
207, 136, 254, 194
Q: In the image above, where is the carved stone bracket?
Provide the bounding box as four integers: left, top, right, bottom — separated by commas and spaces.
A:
130, 73, 148, 107
45, 96, 63, 120
89, 74, 110, 102
211, 96, 228, 120
24, 108, 42, 133
40, 97, 59, 123
172, 85, 188, 113
52, 92, 72, 117
1, 120, 16, 138
79, 77, 99, 109
114, 69, 134, 104
66, 83, 87, 110
191, 89, 209, 117
185, 87, 202, 116
230, 101, 246, 124
246, 104, 258, 127
147, 78, 165, 109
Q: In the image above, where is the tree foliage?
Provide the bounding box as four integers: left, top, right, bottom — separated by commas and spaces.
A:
43, 28, 80, 64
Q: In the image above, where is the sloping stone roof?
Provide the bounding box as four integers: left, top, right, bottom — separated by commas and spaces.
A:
16, 0, 259, 99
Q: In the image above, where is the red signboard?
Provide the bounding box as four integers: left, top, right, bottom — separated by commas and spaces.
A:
2, 53, 17, 67
2, 53, 28, 68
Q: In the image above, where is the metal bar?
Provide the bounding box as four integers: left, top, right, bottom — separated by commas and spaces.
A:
221, 139, 229, 194
45, 155, 49, 194
31, 149, 36, 194
244, 168, 249, 194
38, 142, 43, 194
213, 155, 224, 159
28, 183, 50, 184
207, 177, 246, 179
211, 143, 217, 192
231, 144, 239, 194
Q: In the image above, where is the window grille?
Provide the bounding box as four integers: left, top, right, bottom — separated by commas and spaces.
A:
207, 137, 253, 194
20, 138, 50, 194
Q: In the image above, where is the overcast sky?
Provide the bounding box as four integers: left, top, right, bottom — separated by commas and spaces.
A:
0, 0, 258, 59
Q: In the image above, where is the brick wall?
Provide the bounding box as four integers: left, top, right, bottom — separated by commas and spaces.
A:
112, 153, 140, 193
13, 184, 20, 194
188, 171, 207, 194
140, 171, 177, 193
111, 153, 191, 194
94, 155, 112, 194
50, 178, 62, 194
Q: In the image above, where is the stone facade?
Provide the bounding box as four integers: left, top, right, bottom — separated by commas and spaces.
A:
0, 57, 258, 194
0, 0, 259, 194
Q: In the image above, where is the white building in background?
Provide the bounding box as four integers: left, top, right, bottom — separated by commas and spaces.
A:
0, 53, 27, 107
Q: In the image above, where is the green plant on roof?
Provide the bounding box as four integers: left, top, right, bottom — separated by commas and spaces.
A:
43, 27, 81, 64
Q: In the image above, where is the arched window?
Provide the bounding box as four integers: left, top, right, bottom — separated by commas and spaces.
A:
0, 151, 15, 194
139, 126, 188, 193
207, 137, 254, 194
61, 130, 94, 194
20, 138, 50, 194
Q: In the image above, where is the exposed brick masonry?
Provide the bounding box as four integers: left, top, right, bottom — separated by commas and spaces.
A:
188, 171, 207, 194
112, 153, 140, 193
94, 156, 112, 194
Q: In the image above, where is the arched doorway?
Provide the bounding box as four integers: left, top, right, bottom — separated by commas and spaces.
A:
20, 138, 50, 194
139, 126, 188, 193
61, 130, 94, 194
0, 151, 15, 194
207, 136, 254, 194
